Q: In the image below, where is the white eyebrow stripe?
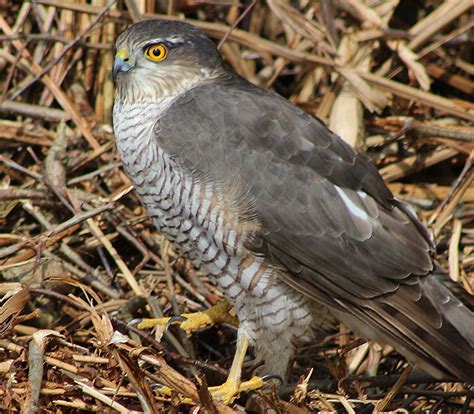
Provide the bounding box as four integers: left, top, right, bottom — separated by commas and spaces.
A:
166, 35, 185, 44
138, 36, 184, 48
335, 186, 369, 220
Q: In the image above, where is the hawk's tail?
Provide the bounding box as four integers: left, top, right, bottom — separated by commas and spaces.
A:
346, 272, 474, 383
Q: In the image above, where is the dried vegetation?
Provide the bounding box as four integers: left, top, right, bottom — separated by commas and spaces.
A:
0, 0, 473, 412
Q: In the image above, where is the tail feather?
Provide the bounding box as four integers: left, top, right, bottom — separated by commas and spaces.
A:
340, 273, 474, 383
420, 275, 474, 347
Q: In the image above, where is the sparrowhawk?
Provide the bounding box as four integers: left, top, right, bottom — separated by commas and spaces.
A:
112, 19, 474, 399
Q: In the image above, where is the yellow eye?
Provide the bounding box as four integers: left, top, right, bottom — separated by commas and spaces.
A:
144, 44, 168, 62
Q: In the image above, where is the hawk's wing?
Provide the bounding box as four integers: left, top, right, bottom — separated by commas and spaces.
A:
154, 73, 474, 381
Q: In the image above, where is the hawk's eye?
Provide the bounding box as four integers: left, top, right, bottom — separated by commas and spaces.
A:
144, 44, 168, 62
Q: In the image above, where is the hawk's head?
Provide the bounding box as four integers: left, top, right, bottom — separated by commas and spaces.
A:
113, 20, 224, 101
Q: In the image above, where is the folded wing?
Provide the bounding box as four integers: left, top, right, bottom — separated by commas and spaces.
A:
155, 73, 474, 382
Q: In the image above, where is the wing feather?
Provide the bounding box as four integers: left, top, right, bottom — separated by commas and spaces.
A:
155, 74, 434, 293
154, 73, 474, 381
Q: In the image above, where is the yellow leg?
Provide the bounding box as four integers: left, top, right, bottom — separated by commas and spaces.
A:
208, 329, 264, 404
139, 302, 264, 404
137, 300, 238, 332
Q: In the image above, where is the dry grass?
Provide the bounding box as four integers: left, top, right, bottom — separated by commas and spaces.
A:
0, 0, 473, 412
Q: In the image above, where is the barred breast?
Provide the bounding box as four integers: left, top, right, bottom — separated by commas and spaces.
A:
113, 98, 333, 375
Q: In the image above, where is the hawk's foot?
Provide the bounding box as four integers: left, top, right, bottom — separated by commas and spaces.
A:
137, 300, 238, 332
155, 329, 263, 405
153, 375, 264, 405
208, 375, 264, 404
208, 329, 263, 404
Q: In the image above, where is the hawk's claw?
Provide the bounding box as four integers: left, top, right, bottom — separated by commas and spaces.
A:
261, 374, 284, 385
208, 375, 264, 404
206, 331, 264, 404
127, 318, 143, 327
152, 376, 265, 405
166, 315, 187, 330
143, 323, 262, 405
136, 300, 238, 332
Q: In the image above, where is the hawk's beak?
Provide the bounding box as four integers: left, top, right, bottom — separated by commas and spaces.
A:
113, 48, 132, 80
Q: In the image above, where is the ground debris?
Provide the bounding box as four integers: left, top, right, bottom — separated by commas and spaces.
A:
0, 0, 473, 412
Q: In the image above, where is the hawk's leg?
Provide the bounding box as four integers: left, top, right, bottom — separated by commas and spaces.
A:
138, 301, 264, 404
137, 300, 238, 331
155, 330, 263, 404
208, 328, 264, 404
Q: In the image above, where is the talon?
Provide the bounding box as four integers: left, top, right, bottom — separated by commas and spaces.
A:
136, 303, 265, 405
166, 315, 187, 330
261, 374, 284, 385
208, 376, 264, 404
205, 331, 264, 404
136, 300, 238, 332
180, 301, 238, 332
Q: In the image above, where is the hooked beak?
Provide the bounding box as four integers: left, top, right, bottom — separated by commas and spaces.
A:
113, 48, 132, 80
